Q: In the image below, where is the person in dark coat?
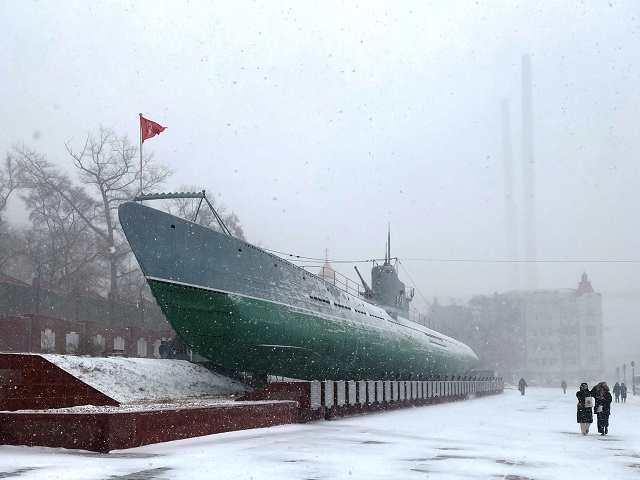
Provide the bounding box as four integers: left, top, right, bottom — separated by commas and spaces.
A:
576, 382, 593, 435
613, 382, 621, 402
561, 380, 567, 394
159, 340, 168, 359
593, 382, 613, 435
518, 378, 527, 396
620, 383, 627, 402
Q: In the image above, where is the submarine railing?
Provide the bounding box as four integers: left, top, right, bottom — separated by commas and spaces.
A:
301, 264, 364, 298
299, 265, 452, 333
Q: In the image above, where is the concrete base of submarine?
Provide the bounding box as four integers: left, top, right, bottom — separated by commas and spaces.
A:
0, 354, 503, 453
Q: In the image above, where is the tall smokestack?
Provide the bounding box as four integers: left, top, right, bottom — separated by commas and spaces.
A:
501, 99, 520, 290
522, 54, 537, 289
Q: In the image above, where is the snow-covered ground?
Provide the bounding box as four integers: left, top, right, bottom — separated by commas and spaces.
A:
2, 385, 639, 479
42, 354, 250, 405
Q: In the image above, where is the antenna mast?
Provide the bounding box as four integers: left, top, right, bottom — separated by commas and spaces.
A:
383, 223, 393, 266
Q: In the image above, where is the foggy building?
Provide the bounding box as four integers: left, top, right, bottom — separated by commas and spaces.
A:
465, 273, 604, 386
508, 272, 605, 386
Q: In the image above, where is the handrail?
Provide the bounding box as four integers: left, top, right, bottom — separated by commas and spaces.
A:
301, 265, 364, 298
299, 264, 452, 334
133, 191, 206, 201
132, 190, 233, 236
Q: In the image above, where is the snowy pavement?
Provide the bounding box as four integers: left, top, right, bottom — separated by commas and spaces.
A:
2, 385, 640, 479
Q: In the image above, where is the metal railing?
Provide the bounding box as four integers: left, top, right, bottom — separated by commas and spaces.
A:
300, 265, 365, 298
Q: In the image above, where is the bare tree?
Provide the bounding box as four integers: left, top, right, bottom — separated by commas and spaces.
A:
8, 146, 104, 290
0, 222, 27, 279
65, 127, 173, 295
12, 127, 173, 296
223, 211, 245, 240
0, 152, 22, 222
22, 183, 105, 291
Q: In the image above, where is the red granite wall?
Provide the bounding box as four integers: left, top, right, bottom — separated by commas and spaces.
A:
0, 402, 298, 452
0, 353, 119, 411
238, 381, 312, 407
0, 353, 506, 453
0, 316, 31, 352
0, 315, 173, 358
237, 381, 325, 423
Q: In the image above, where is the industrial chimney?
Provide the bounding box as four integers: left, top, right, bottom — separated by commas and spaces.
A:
522, 54, 537, 289
501, 98, 520, 290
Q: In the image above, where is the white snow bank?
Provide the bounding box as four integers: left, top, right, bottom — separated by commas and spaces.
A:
42, 354, 251, 403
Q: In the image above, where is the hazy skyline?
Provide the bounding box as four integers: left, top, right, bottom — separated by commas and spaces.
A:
2, 1, 639, 363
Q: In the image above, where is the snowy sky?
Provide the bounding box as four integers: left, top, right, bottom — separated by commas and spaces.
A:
3, 385, 640, 479
2, 2, 640, 363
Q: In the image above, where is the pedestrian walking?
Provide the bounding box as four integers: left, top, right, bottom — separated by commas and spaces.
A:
613, 382, 621, 402
518, 378, 527, 396
159, 340, 168, 359
576, 382, 594, 435
593, 382, 612, 435
621, 383, 627, 403
561, 380, 567, 394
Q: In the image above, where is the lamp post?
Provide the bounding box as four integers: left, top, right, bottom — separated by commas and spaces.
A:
623, 363, 627, 386
632, 361, 636, 396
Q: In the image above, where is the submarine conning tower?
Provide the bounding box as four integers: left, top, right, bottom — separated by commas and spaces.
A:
369, 228, 414, 315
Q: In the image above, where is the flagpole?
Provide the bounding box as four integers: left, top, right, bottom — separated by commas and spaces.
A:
138, 115, 166, 199
139, 113, 143, 196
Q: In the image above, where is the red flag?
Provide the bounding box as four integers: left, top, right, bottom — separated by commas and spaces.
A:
140, 115, 166, 143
